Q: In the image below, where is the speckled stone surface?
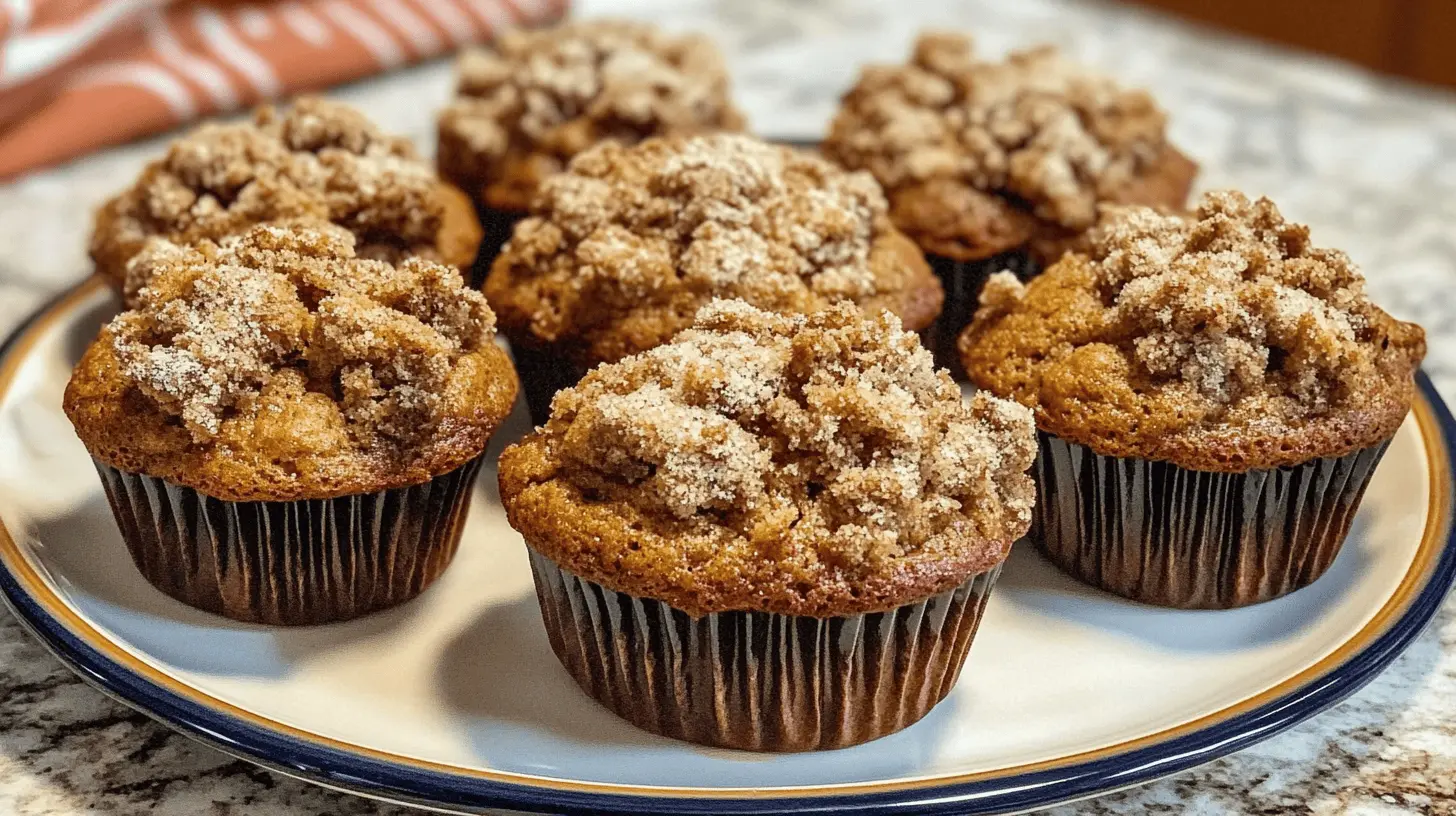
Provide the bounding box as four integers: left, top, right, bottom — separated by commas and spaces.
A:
1, 0, 1455, 813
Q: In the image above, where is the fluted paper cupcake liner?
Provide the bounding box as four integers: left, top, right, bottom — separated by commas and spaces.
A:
94, 458, 484, 625
527, 549, 1000, 752
1030, 432, 1391, 609
925, 250, 1040, 376
509, 342, 588, 427
467, 205, 525, 289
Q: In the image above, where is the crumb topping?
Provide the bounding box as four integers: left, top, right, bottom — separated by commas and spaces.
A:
538, 300, 1036, 574
437, 19, 744, 197
107, 221, 496, 447
95, 97, 444, 302
825, 32, 1169, 230
488, 133, 936, 363
962, 192, 1426, 466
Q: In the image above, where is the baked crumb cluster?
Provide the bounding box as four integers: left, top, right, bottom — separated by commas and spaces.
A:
109, 222, 495, 447
437, 20, 744, 197
826, 32, 1168, 230
542, 300, 1036, 573
1096, 194, 1375, 410
95, 97, 442, 302
489, 133, 930, 363
965, 192, 1425, 463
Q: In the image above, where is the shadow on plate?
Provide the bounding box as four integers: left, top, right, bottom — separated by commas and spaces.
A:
435, 592, 663, 751
440, 395, 977, 782
434, 591, 965, 787
9, 351, 538, 683
996, 514, 1374, 653
63, 292, 118, 365
24, 495, 425, 679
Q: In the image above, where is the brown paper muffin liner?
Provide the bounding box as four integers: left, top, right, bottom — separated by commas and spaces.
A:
508, 341, 589, 427
467, 205, 525, 289
94, 457, 484, 625
527, 548, 1001, 751
1030, 432, 1392, 609
925, 250, 1040, 376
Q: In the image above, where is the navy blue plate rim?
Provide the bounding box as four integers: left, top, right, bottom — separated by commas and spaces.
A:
0, 281, 1451, 816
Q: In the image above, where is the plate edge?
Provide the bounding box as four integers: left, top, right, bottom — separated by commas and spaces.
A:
0, 280, 1452, 815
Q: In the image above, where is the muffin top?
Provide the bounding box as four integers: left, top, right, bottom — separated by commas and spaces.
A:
498, 299, 1036, 617
93, 97, 480, 305
486, 133, 941, 366
66, 222, 518, 502
824, 32, 1195, 261
436, 19, 746, 211
961, 191, 1426, 471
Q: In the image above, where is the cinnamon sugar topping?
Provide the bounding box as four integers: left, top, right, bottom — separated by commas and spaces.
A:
826, 32, 1169, 229
962, 192, 1426, 466
488, 133, 935, 363
543, 300, 1036, 568
95, 97, 444, 303
109, 221, 496, 446
437, 19, 744, 193
1092, 192, 1382, 410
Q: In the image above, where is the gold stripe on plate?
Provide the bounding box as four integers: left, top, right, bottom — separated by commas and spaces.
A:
0, 277, 1449, 800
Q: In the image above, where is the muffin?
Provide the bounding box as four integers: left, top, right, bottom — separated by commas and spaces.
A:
92, 96, 483, 306
498, 299, 1036, 751
824, 32, 1197, 370
485, 132, 942, 423
436, 19, 747, 286
961, 192, 1425, 609
64, 221, 518, 625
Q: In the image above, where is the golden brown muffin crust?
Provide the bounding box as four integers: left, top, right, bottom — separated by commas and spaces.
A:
961, 192, 1425, 471
436, 19, 747, 213
486, 133, 942, 367
66, 222, 519, 502
498, 300, 1036, 617
824, 32, 1194, 261
1026, 149, 1200, 267
431, 181, 486, 271
92, 97, 479, 303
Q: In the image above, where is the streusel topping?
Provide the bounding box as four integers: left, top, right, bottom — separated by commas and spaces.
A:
487, 133, 938, 363
540, 300, 1035, 572
95, 97, 444, 302
963, 192, 1425, 467
68, 220, 518, 500
825, 32, 1169, 230
437, 19, 744, 201
111, 222, 494, 445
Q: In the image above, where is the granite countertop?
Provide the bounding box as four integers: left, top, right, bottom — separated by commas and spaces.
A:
2, 0, 1455, 813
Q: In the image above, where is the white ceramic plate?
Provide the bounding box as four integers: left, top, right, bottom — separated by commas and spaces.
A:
1, 280, 1453, 815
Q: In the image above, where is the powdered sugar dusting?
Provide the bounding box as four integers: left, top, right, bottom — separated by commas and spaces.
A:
543, 300, 1037, 567
826, 32, 1168, 229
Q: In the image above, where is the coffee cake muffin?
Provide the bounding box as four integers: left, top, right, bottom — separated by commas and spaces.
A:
93, 97, 483, 306
824, 32, 1197, 370
961, 192, 1425, 608
65, 221, 518, 625
486, 132, 941, 423
436, 19, 747, 285
499, 300, 1035, 750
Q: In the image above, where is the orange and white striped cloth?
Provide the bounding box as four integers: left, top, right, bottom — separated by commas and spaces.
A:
0, 0, 568, 180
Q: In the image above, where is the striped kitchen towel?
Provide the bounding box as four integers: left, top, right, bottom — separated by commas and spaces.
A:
0, 0, 568, 180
